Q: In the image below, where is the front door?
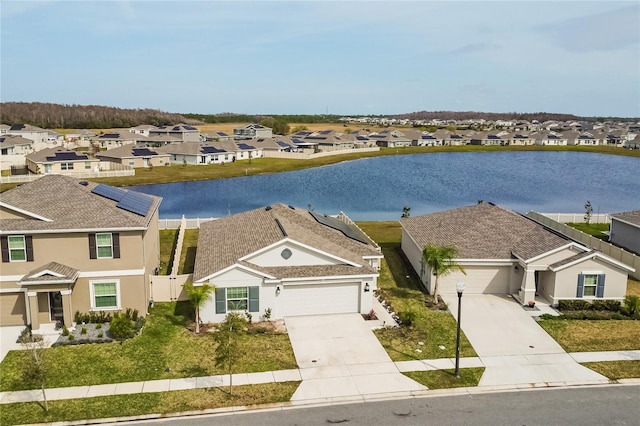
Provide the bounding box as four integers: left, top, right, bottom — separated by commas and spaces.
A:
49, 292, 64, 323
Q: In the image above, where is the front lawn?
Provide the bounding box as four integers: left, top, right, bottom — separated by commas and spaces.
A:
582, 360, 640, 381
0, 382, 300, 426
0, 302, 297, 392
627, 278, 640, 298
538, 320, 640, 352
404, 368, 484, 389
357, 221, 476, 361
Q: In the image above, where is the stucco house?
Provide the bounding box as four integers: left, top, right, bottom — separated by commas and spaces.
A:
96, 144, 170, 168
0, 135, 35, 170
400, 203, 633, 306
0, 175, 161, 331
5, 124, 50, 150
368, 129, 412, 148
25, 148, 100, 175
193, 204, 383, 323
609, 210, 640, 255
233, 124, 273, 140
149, 124, 200, 142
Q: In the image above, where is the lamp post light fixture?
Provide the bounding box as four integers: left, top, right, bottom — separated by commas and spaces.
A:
454, 281, 465, 378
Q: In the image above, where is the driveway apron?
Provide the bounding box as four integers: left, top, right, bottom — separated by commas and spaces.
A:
285, 313, 425, 400
441, 294, 608, 387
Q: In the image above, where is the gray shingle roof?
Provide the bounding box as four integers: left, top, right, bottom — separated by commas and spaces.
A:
400, 203, 570, 261
0, 175, 161, 232
193, 204, 380, 282
18, 261, 79, 284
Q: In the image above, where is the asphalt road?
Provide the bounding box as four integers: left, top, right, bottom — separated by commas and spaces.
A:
126, 385, 640, 426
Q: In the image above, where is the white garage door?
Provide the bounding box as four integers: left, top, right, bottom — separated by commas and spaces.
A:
440, 267, 511, 294
281, 282, 360, 317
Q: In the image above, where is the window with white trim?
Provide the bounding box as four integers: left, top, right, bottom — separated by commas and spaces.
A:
8, 235, 26, 262
96, 233, 113, 258
226, 287, 248, 311
91, 280, 120, 310
582, 274, 598, 297
61, 162, 74, 170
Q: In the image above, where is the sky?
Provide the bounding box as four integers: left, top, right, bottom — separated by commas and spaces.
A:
1, 1, 639, 117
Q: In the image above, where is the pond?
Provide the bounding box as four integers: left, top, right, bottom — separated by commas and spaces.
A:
130, 151, 639, 221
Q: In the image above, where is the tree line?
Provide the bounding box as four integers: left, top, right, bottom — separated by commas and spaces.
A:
395, 110, 636, 122
0, 102, 200, 129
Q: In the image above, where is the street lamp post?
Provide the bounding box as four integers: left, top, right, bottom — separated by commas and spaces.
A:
454, 281, 465, 378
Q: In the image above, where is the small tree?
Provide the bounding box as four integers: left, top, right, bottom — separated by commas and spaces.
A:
422, 244, 466, 303
401, 206, 411, 218
184, 282, 216, 333
213, 312, 247, 395
584, 200, 593, 225
22, 335, 49, 411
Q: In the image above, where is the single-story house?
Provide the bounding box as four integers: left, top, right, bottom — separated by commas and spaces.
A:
96, 144, 170, 168
609, 210, 640, 255
368, 129, 412, 148
533, 132, 568, 146
400, 203, 634, 306
149, 124, 200, 142
193, 204, 383, 322
93, 131, 142, 150
25, 148, 100, 175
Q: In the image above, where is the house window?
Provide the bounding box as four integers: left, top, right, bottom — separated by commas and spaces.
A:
583, 274, 598, 297
577, 273, 605, 298
226, 287, 248, 311
91, 281, 120, 310
8, 236, 26, 262
85, 162, 92, 169
96, 233, 113, 258
61, 162, 74, 170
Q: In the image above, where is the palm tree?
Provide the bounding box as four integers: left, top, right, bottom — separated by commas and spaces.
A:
184, 282, 216, 333
422, 244, 466, 303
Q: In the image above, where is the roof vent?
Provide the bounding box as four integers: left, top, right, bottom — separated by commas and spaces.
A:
79, 181, 89, 186
265, 206, 272, 211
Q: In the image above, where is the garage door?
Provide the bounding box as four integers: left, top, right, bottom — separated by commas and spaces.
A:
281, 282, 359, 317
0, 293, 27, 326
440, 267, 511, 294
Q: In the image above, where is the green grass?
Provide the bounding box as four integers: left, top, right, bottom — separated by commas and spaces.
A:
404, 368, 485, 389
626, 278, 640, 298
538, 320, 640, 352
581, 360, 640, 380
159, 229, 178, 275
566, 222, 610, 241
0, 302, 297, 392
179, 229, 199, 274
357, 222, 476, 361
0, 382, 300, 426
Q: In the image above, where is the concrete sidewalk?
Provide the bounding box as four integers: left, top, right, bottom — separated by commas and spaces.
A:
1, 350, 638, 405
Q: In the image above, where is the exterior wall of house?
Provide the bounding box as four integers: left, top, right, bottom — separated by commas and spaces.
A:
247, 242, 339, 267
27, 159, 100, 175
609, 219, 640, 254
143, 210, 161, 293
401, 228, 427, 284
200, 268, 266, 324
0, 291, 27, 326
526, 247, 579, 267
537, 270, 556, 302
550, 258, 628, 304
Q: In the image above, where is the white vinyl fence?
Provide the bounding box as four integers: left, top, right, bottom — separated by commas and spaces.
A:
158, 217, 218, 229
538, 212, 610, 224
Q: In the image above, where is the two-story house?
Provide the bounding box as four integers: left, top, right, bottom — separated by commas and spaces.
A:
0, 175, 162, 331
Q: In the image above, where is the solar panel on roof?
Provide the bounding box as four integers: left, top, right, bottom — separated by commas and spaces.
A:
91, 184, 127, 202
117, 191, 154, 216
101, 133, 120, 138
184, 125, 198, 130
46, 151, 88, 161
276, 141, 291, 147
132, 148, 158, 156
320, 130, 332, 134
201, 146, 226, 154
309, 211, 370, 245
237, 143, 255, 149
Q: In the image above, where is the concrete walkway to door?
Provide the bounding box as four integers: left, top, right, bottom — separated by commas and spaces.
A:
441, 294, 610, 387
285, 313, 425, 401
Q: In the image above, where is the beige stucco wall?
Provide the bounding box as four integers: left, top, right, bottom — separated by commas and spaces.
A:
0, 206, 33, 220
0, 292, 27, 326
551, 258, 628, 303
438, 265, 514, 294
526, 247, 579, 267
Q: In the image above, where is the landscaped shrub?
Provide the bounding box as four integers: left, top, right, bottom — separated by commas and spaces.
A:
398, 310, 418, 327
133, 317, 146, 333
558, 300, 591, 311
61, 325, 69, 336
68, 334, 75, 340
74, 310, 112, 324
80, 327, 87, 335
623, 295, 640, 316
124, 308, 139, 322
109, 313, 134, 340
591, 300, 621, 312
96, 323, 102, 330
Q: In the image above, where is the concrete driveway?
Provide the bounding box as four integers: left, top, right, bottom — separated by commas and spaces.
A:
0, 326, 24, 362
441, 294, 608, 386
285, 313, 425, 400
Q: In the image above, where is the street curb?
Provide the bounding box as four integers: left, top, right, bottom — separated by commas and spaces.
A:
45, 380, 640, 425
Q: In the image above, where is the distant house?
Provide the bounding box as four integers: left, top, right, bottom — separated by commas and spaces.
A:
193, 204, 382, 322
129, 125, 158, 137
368, 129, 412, 148
533, 132, 568, 146
158, 141, 261, 165
233, 124, 273, 140
0, 135, 35, 170
149, 124, 200, 142
609, 210, 640, 255
401, 203, 634, 306
65, 130, 96, 148
5, 124, 51, 150
96, 144, 170, 168
25, 148, 100, 175
0, 175, 161, 329
93, 131, 142, 150
205, 131, 234, 141
508, 133, 535, 146
566, 131, 599, 146
302, 130, 355, 151
469, 132, 508, 146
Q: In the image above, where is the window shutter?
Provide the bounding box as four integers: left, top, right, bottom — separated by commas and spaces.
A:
576, 274, 584, 298
112, 233, 120, 259
248, 286, 259, 312
25, 236, 34, 262
215, 288, 226, 314
1, 236, 8, 263
596, 274, 606, 298
88, 233, 97, 259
